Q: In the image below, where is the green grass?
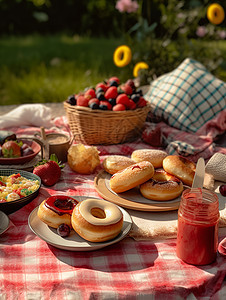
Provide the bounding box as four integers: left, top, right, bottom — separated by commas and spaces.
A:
0, 34, 225, 105
0, 35, 131, 105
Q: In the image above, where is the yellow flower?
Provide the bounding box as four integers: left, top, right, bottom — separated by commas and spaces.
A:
133, 62, 149, 77
207, 3, 225, 25
113, 45, 132, 67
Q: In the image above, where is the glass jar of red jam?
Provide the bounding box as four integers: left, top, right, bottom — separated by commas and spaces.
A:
176, 188, 219, 265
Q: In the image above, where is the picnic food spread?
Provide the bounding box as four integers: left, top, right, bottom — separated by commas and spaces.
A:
71, 198, 123, 242
0, 173, 39, 202
1, 100, 226, 299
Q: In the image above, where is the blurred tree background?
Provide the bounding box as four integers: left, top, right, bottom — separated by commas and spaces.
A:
0, 0, 225, 105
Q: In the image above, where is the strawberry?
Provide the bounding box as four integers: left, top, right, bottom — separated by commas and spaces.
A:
104, 86, 118, 100
85, 88, 96, 99
128, 99, 137, 110
108, 76, 120, 85
116, 93, 130, 108
2, 140, 22, 158
33, 154, 64, 186
125, 79, 135, 90
99, 100, 112, 110
77, 95, 89, 107
113, 103, 126, 111
137, 97, 147, 108
142, 126, 162, 147
88, 98, 100, 107
119, 84, 133, 95
96, 83, 107, 92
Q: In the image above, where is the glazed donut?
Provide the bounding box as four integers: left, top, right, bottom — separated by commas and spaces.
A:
131, 149, 168, 168
140, 169, 183, 201
37, 195, 78, 228
71, 198, 123, 242
109, 161, 154, 193
102, 155, 135, 175
113, 45, 132, 67
163, 155, 196, 187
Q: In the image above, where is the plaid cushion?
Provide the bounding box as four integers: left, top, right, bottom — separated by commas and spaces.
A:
145, 58, 226, 133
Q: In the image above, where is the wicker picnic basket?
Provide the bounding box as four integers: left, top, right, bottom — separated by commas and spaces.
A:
64, 101, 151, 145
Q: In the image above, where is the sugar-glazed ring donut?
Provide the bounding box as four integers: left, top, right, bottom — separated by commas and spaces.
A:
71, 198, 123, 242
140, 170, 183, 201
113, 45, 132, 68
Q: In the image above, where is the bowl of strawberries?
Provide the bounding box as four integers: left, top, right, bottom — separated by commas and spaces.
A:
64, 77, 151, 145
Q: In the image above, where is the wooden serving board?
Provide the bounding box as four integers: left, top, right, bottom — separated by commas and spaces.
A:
94, 170, 181, 212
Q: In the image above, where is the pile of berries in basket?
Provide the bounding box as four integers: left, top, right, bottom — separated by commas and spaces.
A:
66, 76, 147, 111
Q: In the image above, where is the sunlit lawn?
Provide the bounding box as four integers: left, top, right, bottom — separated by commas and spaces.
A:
0, 34, 225, 105
0, 35, 129, 105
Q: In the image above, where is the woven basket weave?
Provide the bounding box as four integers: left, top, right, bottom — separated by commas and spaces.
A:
64, 101, 151, 145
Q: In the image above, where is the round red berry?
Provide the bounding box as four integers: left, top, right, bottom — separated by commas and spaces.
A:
113, 103, 126, 111
126, 79, 135, 90
96, 83, 107, 92
116, 93, 130, 108
128, 99, 137, 110
120, 84, 133, 95
85, 88, 96, 99
137, 97, 147, 108
77, 95, 89, 107
99, 101, 112, 110
108, 76, 120, 85
219, 185, 226, 197
105, 86, 118, 100
88, 98, 99, 107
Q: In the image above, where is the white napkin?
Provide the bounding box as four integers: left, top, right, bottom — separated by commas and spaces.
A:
206, 153, 226, 182
0, 104, 53, 128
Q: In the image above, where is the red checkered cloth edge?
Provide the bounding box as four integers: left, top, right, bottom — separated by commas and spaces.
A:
143, 109, 226, 162
0, 115, 226, 299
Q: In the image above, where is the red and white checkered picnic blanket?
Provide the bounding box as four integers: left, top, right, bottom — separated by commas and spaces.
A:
0, 115, 226, 299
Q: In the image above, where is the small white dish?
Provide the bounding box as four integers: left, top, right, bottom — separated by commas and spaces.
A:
28, 196, 132, 251
0, 211, 10, 235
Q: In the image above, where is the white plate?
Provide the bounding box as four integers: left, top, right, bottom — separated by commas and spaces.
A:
28, 196, 132, 251
0, 211, 10, 235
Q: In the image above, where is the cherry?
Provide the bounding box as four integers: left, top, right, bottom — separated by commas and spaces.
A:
219, 185, 226, 197
57, 224, 71, 237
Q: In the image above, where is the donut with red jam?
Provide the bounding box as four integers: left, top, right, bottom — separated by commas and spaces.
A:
37, 195, 78, 229
140, 170, 183, 201
109, 161, 154, 193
